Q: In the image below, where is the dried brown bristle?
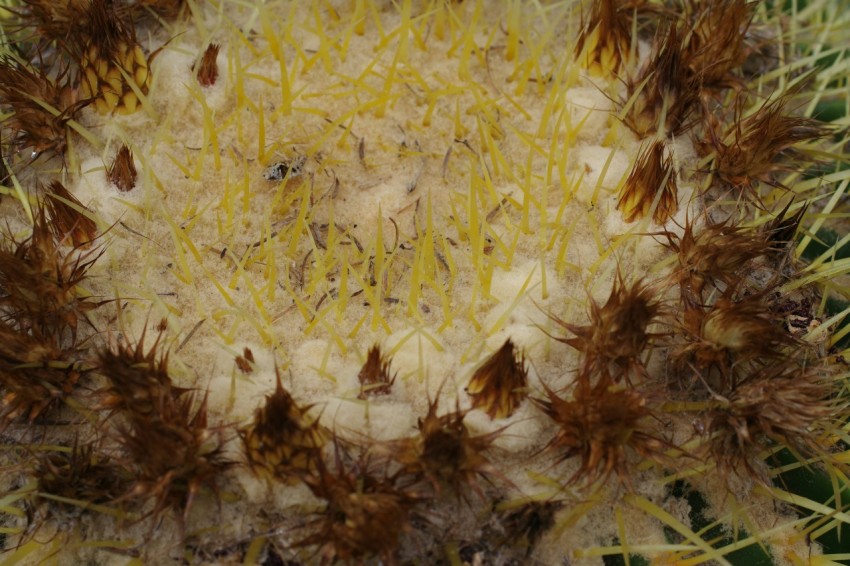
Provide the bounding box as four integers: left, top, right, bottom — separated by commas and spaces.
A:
194, 43, 220, 87
617, 141, 678, 224
241, 371, 328, 484
299, 442, 419, 564
386, 395, 501, 499
235, 347, 254, 374
5, 1, 91, 54
0, 209, 101, 343
45, 181, 98, 247
672, 290, 797, 391
99, 335, 230, 522
682, 0, 754, 90
0, 319, 81, 428
107, 144, 137, 192
574, 0, 631, 77
533, 379, 667, 487
466, 339, 528, 420
624, 24, 699, 138
496, 499, 563, 555
36, 439, 129, 507
661, 215, 772, 302
0, 56, 87, 160
357, 344, 396, 399
547, 275, 660, 385
710, 92, 830, 195
78, 0, 150, 114
706, 363, 837, 483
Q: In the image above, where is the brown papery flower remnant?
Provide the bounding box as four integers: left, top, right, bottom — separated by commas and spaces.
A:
195, 43, 220, 87
357, 344, 396, 399
547, 275, 660, 385
241, 371, 328, 485
107, 144, 137, 192
534, 379, 667, 487
617, 140, 679, 225
466, 339, 528, 420
45, 181, 97, 247
574, 0, 632, 77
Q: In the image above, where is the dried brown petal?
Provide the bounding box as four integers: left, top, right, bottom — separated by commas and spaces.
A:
108, 144, 138, 192
547, 275, 660, 385
195, 43, 220, 87
45, 181, 97, 247
241, 371, 328, 484
466, 339, 527, 420
357, 345, 396, 399
617, 141, 678, 225
534, 379, 667, 487
707, 363, 837, 483
574, 0, 631, 77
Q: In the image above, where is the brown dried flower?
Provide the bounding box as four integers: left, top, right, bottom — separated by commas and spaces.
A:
241, 371, 328, 484
672, 291, 797, 391
357, 344, 396, 399
710, 93, 830, 195
623, 24, 700, 138
195, 43, 221, 87
386, 395, 501, 499
99, 335, 231, 522
662, 215, 771, 302
534, 379, 667, 487
36, 439, 130, 507
547, 275, 660, 385
617, 141, 679, 225
45, 181, 97, 247
574, 0, 632, 77
466, 339, 528, 420
706, 363, 837, 483
107, 144, 138, 192
299, 443, 420, 565
682, 0, 754, 89
0, 56, 87, 160
0, 210, 101, 344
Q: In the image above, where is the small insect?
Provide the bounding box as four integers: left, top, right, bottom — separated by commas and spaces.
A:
263, 156, 306, 182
